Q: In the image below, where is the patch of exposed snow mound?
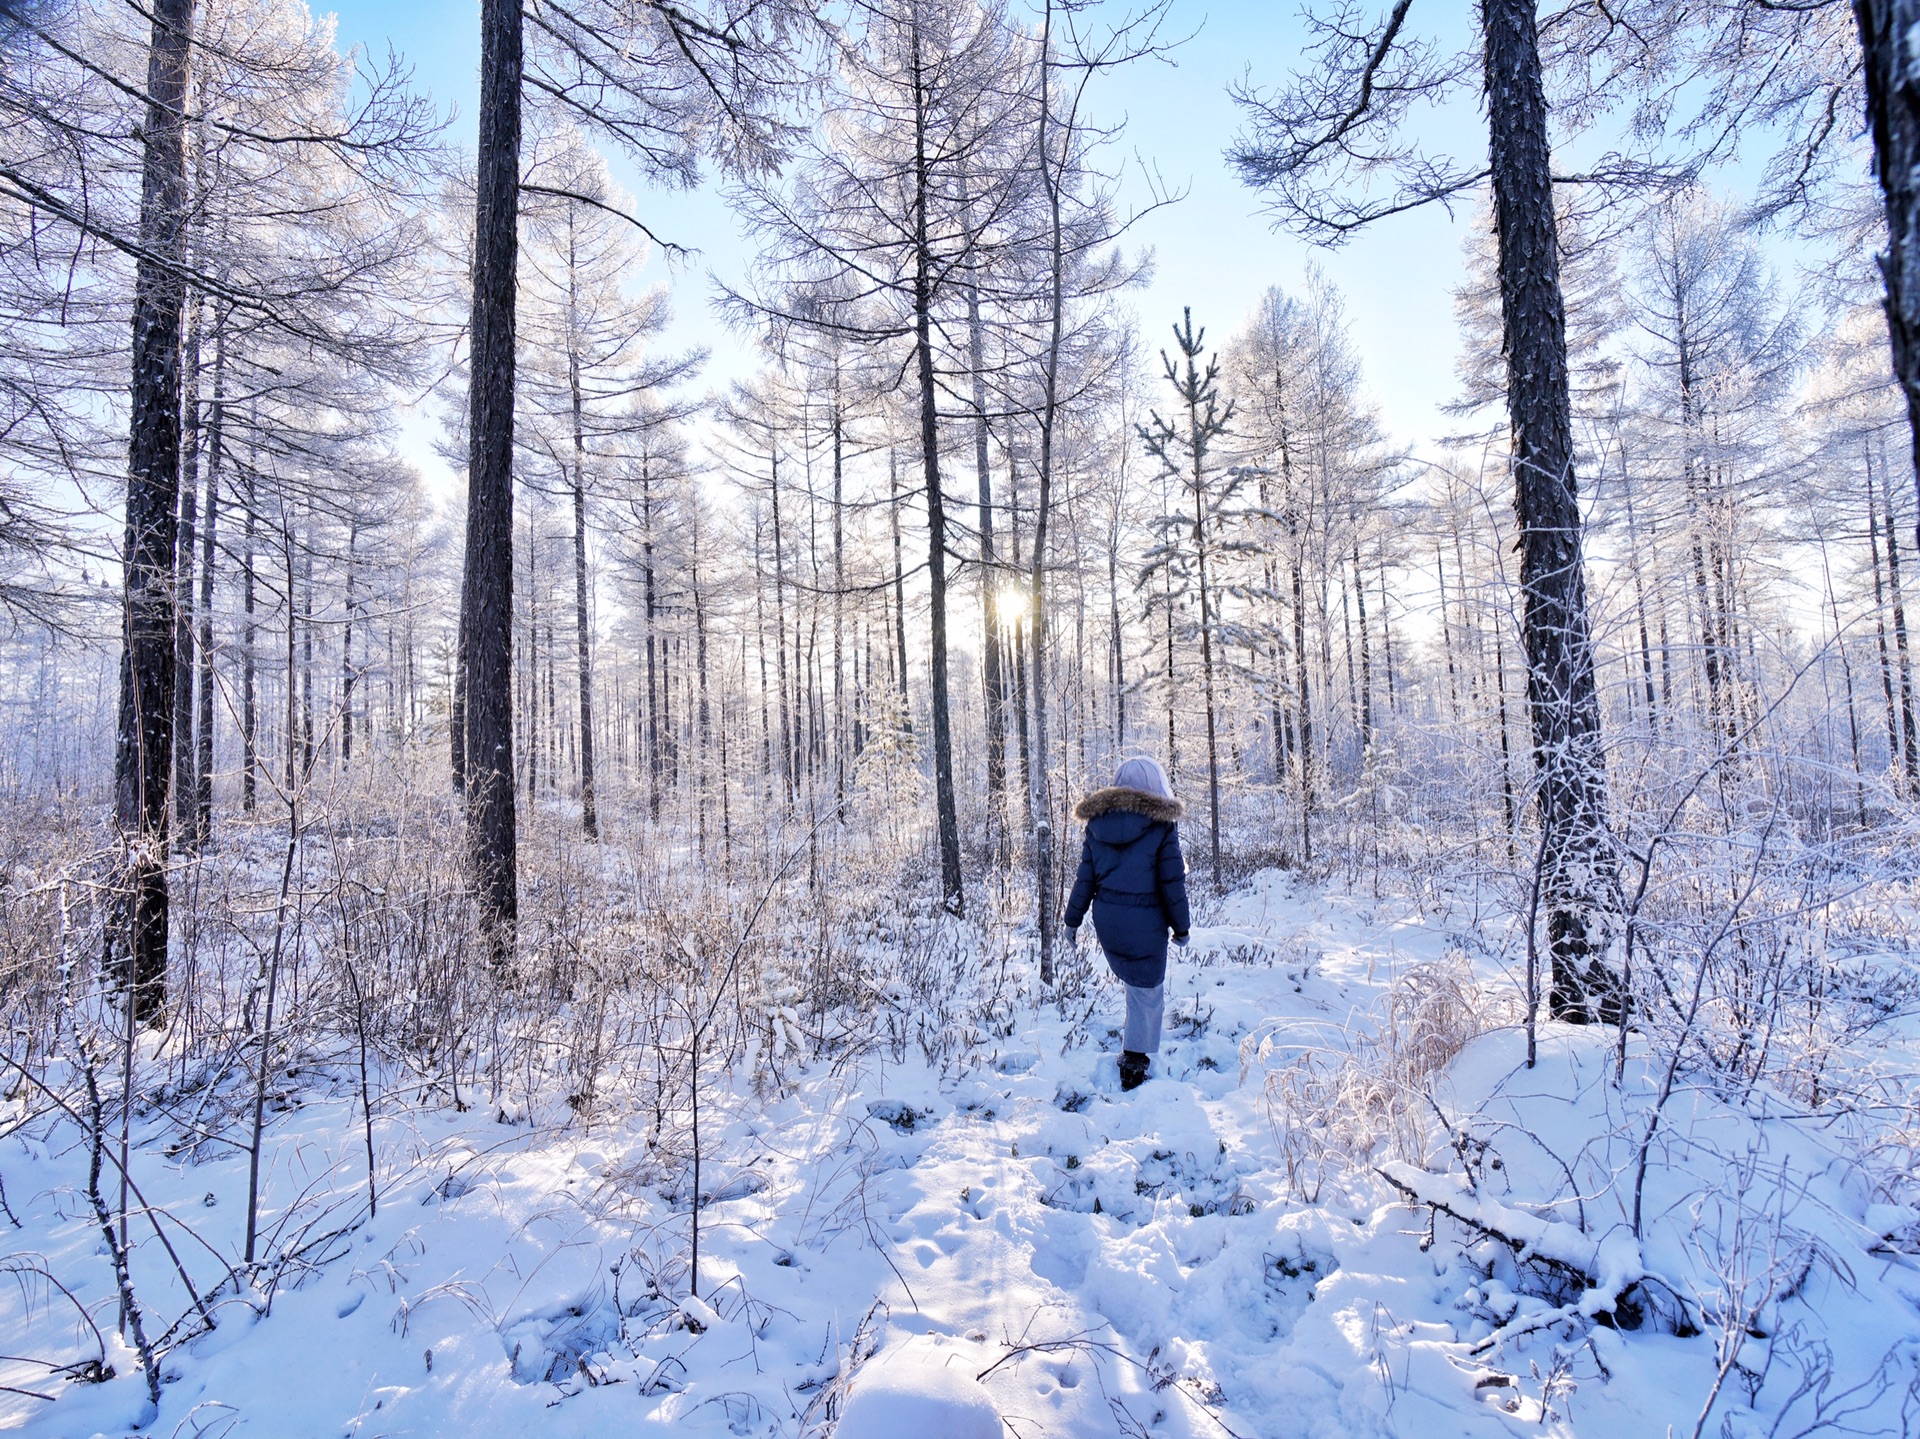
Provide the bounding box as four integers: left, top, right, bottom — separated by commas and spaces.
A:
837, 1340, 1006, 1439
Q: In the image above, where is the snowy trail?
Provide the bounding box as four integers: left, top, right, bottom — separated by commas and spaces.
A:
7, 872, 1920, 1438
766, 877, 1492, 1437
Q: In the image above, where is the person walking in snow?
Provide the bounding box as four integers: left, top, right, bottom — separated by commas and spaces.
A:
1062, 756, 1191, 1091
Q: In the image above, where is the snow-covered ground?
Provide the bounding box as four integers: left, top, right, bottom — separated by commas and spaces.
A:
5, 871, 1918, 1437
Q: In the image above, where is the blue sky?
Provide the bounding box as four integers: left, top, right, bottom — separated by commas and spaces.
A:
319, 1, 1500, 474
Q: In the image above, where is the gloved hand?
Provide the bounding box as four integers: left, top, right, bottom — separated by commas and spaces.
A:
1173, 932, 1191, 948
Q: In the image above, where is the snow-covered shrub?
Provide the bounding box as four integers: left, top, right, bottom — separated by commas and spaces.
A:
1249, 955, 1511, 1203
0, 804, 107, 1077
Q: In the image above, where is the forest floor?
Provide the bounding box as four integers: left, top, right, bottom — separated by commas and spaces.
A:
5, 868, 1920, 1438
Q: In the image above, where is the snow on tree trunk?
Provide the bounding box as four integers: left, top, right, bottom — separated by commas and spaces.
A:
1481, 0, 1619, 1023
910, 21, 964, 916
114, 0, 195, 1025
1859, 0, 1920, 511
463, 0, 523, 955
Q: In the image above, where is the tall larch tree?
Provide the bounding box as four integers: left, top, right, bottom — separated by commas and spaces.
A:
1228, 0, 1621, 1019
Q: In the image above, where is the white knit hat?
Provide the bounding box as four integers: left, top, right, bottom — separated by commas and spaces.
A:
1112, 756, 1174, 800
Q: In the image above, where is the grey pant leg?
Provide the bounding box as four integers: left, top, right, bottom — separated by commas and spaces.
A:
1123, 981, 1164, 1054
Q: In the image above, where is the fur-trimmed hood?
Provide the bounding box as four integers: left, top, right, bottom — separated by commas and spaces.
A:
1074, 786, 1185, 824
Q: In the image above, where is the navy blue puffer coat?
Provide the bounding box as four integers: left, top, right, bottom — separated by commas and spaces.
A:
1061, 786, 1192, 988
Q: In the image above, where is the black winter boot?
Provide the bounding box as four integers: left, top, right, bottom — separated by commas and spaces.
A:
1119, 1051, 1149, 1092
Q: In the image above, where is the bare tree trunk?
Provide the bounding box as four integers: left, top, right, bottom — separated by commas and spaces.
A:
1436, 540, 1461, 718
1277, 427, 1313, 864
1709, 449, 1743, 744
909, 18, 963, 912
1678, 326, 1731, 741
1493, 604, 1518, 841
1255, 467, 1284, 778
571, 463, 596, 837
1378, 559, 1397, 715
1189, 435, 1224, 891
452, 612, 468, 796
194, 309, 224, 846
1108, 522, 1127, 754
546, 587, 558, 796
890, 449, 912, 734
1010, 483, 1033, 835
463, 0, 523, 955
115, 0, 195, 1024
1624, 481, 1659, 734
1870, 457, 1905, 780
831, 398, 848, 819
768, 451, 793, 809
1857, 0, 1920, 497
694, 552, 711, 852
299, 534, 313, 779
341, 518, 359, 766
1822, 536, 1871, 827
1483, 0, 1619, 1022
663, 611, 678, 794
968, 280, 1009, 864
1881, 458, 1920, 786
525, 514, 539, 802
567, 242, 598, 839
644, 462, 664, 816
1032, 15, 1063, 979
1339, 549, 1357, 724
754, 513, 773, 782
173, 291, 203, 841
242, 462, 257, 814
1290, 547, 1311, 864
1352, 538, 1373, 754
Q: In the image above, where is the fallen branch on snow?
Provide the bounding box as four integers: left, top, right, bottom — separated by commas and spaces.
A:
1376, 1161, 1698, 1338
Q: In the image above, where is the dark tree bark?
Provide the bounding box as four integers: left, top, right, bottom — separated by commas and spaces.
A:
341, 518, 359, 765
753, 512, 773, 778
766, 449, 792, 810
1483, 0, 1619, 1022
889, 448, 912, 734
1492, 598, 1518, 841
560, 215, 595, 837
1882, 457, 1920, 785
242, 461, 258, 814
910, 20, 964, 913
1858, 0, 1920, 500
570, 392, 597, 838
114, 0, 195, 1024
525, 517, 539, 800
644, 478, 661, 812
831, 396, 848, 817
1108, 519, 1127, 753
1352, 538, 1374, 752
1623, 481, 1659, 734
1287, 504, 1312, 863
1676, 317, 1732, 744
451, 613, 468, 796
194, 309, 225, 846
968, 280, 1010, 866
1162, 553, 1176, 777
1031, 26, 1065, 981
1008, 473, 1033, 834
173, 293, 203, 840
1378, 560, 1397, 714
1436, 541, 1461, 717
693, 550, 712, 849
299, 531, 313, 779
1870, 458, 1906, 780
463, 0, 523, 951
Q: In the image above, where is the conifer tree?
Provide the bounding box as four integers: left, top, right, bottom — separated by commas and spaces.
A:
1140, 308, 1236, 891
